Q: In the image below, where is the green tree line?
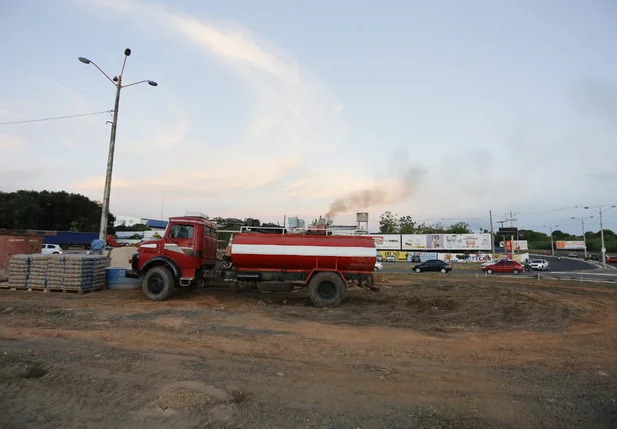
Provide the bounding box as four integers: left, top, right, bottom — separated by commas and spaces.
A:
0, 190, 116, 233
379, 211, 473, 234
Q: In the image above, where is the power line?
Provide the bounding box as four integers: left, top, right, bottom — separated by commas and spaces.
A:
0, 110, 113, 125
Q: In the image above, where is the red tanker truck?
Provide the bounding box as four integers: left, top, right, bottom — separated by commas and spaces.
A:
126, 212, 378, 307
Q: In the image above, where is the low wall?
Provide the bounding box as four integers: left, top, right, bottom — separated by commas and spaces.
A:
0, 235, 43, 281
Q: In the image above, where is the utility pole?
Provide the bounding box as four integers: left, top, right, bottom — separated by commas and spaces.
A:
160, 195, 165, 220
585, 205, 616, 268
78, 49, 158, 241
489, 210, 495, 255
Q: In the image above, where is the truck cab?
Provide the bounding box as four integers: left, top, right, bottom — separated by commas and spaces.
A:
127, 212, 217, 300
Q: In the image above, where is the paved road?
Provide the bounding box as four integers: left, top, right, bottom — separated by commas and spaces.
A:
526, 255, 597, 272
379, 255, 617, 283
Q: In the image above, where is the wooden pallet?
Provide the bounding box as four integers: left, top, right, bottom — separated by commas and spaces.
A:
0, 286, 103, 295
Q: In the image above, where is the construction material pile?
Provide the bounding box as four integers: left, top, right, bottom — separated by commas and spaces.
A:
7, 254, 110, 291
7, 254, 32, 289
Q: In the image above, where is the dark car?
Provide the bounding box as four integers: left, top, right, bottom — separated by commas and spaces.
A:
412, 259, 452, 273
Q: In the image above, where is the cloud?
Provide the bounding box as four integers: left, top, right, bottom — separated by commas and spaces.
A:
0, 134, 26, 150
77, 0, 345, 198
72, 176, 133, 191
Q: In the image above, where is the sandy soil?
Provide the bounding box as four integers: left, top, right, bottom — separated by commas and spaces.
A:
0, 274, 616, 428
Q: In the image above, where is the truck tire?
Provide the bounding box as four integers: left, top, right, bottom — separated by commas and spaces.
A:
142, 266, 176, 301
308, 272, 346, 308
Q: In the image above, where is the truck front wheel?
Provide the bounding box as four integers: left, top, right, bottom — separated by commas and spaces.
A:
308, 272, 346, 308
142, 266, 176, 301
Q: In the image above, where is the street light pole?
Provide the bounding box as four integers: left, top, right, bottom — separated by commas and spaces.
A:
571, 216, 593, 259
78, 49, 158, 241
99, 83, 122, 242
542, 224, 558, 256
584, 205, 616, 268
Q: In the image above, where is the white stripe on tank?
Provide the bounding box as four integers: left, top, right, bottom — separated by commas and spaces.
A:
231, 244, 375, 257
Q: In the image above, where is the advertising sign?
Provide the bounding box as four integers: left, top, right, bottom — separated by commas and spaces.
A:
556, 241, 586, 250
401, 234, 492, 250
401, 234, 427, 250
500, 240, 528, 251
443, 234, 492, 250
370, 234, 401, 250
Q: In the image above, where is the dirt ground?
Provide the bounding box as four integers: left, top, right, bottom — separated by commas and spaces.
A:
0, 274, 616, 429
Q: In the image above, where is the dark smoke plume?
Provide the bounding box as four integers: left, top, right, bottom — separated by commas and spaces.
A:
324, 165, 426, 222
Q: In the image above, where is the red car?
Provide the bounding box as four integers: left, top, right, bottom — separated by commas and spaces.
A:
606, 256, 617, 263
482, 259, 524, 274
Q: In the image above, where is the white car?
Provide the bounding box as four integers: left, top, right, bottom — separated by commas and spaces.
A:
42, 244, 63, 255
374, 261, 383, 271
529, 259, 549, 271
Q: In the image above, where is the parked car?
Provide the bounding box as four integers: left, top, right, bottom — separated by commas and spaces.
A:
482, 259, 524, 274
586, 254, 599, 262
42, 244, 62, 255
412, 259, 452, 273
542, 250, 551, 256
386, 255, 396, 262
374, 261, 384, 271
376, 251, 383, 262
529, 259, 549, 271
409, 254, 421, 263
606, 256, 617, 263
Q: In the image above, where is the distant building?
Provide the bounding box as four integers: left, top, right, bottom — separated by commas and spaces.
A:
114, 216, 168, 231
114, 216, 143, 228
143, 219, 168, 230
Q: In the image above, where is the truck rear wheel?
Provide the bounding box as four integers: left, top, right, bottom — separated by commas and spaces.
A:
142, 266, 176, 301
308, 272, 346, 308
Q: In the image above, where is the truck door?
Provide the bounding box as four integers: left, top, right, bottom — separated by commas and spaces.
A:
202, 225, 217, 267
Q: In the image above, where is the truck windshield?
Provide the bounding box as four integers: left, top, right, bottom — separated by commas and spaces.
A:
170, 224, 194, 239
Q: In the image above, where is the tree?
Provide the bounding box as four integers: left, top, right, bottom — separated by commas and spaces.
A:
416, 222, 445, 234
379, 211, 399, 234
115, 223, 150, 232
445, 221, 472, 234
0, 190, 115, 232
398, 215, 416, 234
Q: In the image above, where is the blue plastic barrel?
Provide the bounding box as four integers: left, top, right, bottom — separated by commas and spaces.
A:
105, 268, 141, 289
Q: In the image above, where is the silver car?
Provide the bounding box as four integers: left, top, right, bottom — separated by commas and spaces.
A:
529, 259, 549, 271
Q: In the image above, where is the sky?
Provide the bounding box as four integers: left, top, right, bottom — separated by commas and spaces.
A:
0, 0, 616, 234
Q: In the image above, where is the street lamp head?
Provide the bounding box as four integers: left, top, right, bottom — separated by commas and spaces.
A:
124, 48, 131, 56
113, 76, 119, 82
78, 57, 91, 64
584, 206, 590, 209
148, 80, 158, 86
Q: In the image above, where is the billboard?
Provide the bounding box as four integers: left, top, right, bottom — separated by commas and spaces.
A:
556, 241, 586, 250
370, 234, 401, 250
401, 234, 428, 249
500, 240, 529, 251
401, 234, 492, 250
